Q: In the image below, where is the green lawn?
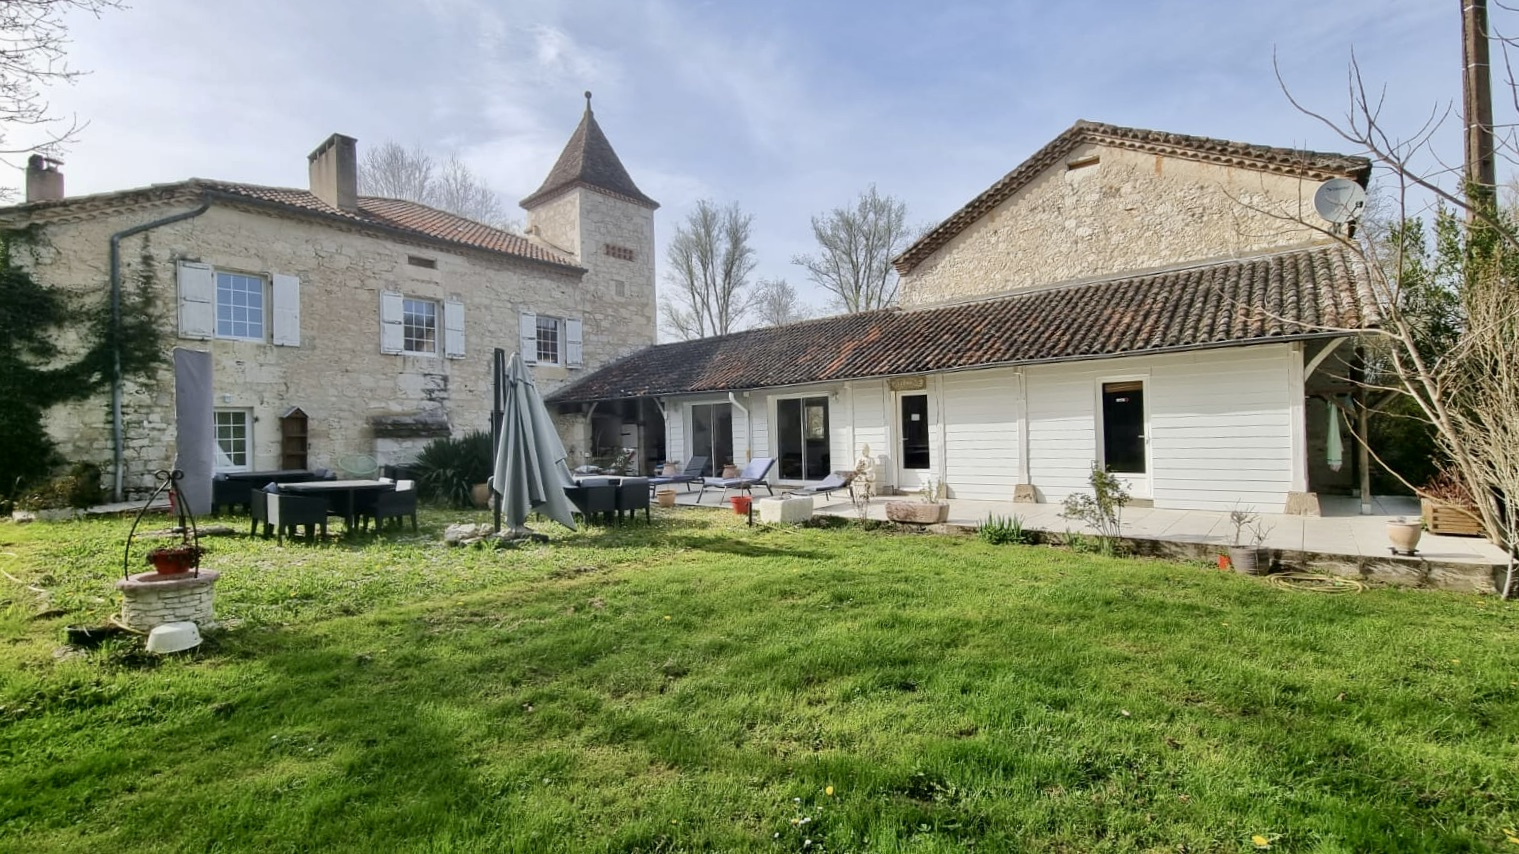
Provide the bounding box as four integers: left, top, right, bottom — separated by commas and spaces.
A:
1, 509, 1516, 853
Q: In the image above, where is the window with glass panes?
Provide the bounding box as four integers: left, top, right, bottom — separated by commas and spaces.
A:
536, 316, 562, 364
403, 298, 438, 354
216, 272, 265, 340
214, 410, 251, 471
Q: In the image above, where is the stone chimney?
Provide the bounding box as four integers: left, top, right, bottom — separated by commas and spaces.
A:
307, 133, 358, 212
25, 154, 64, 202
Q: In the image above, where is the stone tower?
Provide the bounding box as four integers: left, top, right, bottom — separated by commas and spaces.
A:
521, 93, 659, 358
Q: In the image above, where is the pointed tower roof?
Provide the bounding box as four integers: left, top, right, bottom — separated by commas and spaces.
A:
520, 92, 659, 210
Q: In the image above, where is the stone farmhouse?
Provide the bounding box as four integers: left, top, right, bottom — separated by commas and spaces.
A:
0, 99, 658, 500
550, 121, 1377, 513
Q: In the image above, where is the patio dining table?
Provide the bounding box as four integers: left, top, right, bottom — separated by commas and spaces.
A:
279, 479, 396, 532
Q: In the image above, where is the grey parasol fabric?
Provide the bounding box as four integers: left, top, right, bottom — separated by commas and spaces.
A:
492, 352, 578, 534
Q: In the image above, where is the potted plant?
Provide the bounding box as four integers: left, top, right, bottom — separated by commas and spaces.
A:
1227, 507, 1273, 576
1419, 469, 1485, 537
1387, 516, 1423, 555
145, 543, 204, 576
886, 477, 950, 524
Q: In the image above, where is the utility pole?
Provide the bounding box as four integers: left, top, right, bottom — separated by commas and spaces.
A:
1462, 0, 1496, 216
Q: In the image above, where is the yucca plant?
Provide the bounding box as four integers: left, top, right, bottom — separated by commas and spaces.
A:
410, 431, 493, 508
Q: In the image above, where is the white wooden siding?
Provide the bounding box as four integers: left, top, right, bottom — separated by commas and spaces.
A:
750, 396, 770, 461
941, 368, 1020, 499
665, 400, 685, 465
1024, 345, 1295, 510
1147, 346, 1293, 511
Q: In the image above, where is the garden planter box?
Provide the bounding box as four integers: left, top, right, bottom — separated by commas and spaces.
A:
1421, 499, 1484, 537
885, 501, 949, 525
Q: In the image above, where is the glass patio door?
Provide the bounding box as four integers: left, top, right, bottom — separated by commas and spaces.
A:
689, 402, 732, 477
777, 396, 830, 480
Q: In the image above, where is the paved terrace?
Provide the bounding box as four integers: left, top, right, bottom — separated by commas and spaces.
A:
667, 488, 1510, 594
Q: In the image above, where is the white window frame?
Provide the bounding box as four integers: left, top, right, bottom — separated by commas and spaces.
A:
214, 409, 253, 473
535, 315, 563, 365
402, 297, 439, 356
215, 271, 267, 342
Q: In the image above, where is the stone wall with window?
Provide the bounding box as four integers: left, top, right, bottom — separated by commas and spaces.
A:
13, 200, 640, 494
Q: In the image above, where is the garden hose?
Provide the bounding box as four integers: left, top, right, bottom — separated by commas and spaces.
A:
1265, 572, 1365, 594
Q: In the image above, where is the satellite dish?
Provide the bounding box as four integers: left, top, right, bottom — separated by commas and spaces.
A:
1314, 178, 1367, 224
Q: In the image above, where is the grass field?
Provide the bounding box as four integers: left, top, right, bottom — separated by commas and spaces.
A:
1, 508, 1517, 852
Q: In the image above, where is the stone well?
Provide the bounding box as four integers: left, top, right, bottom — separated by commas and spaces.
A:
116, 570, 220, 632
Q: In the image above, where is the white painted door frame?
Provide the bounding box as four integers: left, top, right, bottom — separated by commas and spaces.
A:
893, 388, 934, 492
1094, 373, 1152, 499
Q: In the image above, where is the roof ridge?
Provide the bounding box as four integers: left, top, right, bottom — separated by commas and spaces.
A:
893, 119, 1371, 275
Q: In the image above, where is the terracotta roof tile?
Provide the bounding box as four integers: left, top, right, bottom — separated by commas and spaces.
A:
894, 120, 1372, 274
548, 245, 1373, 403
198, 181, 578, 268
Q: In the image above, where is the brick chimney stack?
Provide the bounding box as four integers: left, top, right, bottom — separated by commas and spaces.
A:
25, 154, 64, 202
307, 133, 358, 212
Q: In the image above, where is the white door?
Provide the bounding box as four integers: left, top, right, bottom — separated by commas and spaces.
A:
1098, 379, 1151, 499
896, 391, 932, 491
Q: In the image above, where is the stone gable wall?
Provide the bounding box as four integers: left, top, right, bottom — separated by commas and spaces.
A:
900, 144, 1335, 307
16, 200, 652, 494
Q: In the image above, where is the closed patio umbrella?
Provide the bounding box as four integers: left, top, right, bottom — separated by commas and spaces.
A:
492, 351, 578, 536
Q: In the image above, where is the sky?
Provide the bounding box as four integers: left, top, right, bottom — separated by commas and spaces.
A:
2, 0, 1493, 329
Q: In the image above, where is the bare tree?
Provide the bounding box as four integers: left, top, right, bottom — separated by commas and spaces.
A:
1276, 45, 1519, 597
0, 0, 121, 175
750, 278, 811, 328
661, 200, 757, 340
358, 140, 511, 228
793, 185, 915, 312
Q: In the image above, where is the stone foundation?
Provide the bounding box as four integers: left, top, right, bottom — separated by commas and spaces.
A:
116, 570, 220, 631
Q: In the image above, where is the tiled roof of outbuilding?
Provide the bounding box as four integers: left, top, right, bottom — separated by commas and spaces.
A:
519, 94, 659, 210
893, 120, 1373, 274
547, 244, 1374, 403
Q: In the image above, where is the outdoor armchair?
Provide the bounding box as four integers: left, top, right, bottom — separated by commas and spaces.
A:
698, 457, 776, 503
362, 479, 418, 532
648, 456, 708, 493
616, 477, 651, 525
250, 486, 329, 545
566, 478, 618, 525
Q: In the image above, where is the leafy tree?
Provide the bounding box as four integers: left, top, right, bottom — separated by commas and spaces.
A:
792, 185, 915, 312
661, 200, 756, 340
357, 141, 513, 229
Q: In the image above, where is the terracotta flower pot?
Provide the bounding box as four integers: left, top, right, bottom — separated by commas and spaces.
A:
721, 464, 740, 479
1387, 520, 1423, 555
471, 483, 491, 509
145, 545, 201, 576
731, 496, 753, 515
656, 490, 677, 508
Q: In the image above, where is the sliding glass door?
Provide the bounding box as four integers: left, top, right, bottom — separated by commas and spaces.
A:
689, 403, 732, 477
776, 396, 830, 480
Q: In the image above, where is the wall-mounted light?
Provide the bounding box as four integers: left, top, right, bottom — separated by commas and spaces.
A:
220, 394, 232, 404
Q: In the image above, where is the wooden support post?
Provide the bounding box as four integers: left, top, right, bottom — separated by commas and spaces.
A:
1358, 396, 1372, 515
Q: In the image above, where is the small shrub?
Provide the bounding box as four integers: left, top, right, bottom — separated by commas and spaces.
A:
411, 432, 493, 508
980, 514, 1030, 545
18, 462, 104, 510
1061, 462, 1130, 554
